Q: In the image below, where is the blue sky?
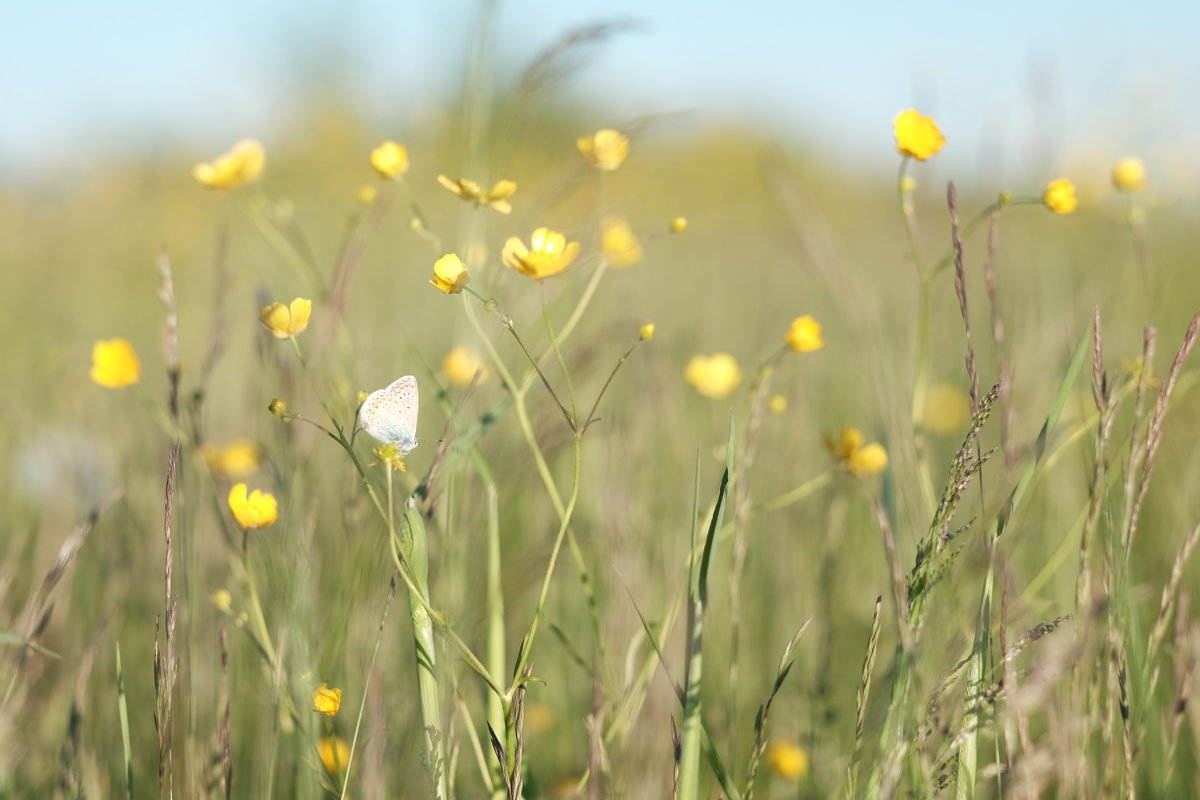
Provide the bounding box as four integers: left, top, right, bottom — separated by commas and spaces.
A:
4, 0, 1199, 183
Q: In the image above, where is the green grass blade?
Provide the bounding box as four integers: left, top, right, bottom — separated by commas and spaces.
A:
116, 642, 134, 800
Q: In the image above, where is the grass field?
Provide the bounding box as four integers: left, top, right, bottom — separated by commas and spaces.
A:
2, 25, 1200, 800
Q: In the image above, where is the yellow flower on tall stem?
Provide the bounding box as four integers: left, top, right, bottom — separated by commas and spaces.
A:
193, 139, 265, 190
430, 253, 471, 294
684, 354, 742, 398
501, 227, 580, 280
260, 298, 312, 339
311, 684, 342, 716
1112, 157, 1146, 193
227, 483, 278, 531
824, 426, 888, 477
436, 175, 517, 214
90, 338, 141, 388
1043, 179, 1078, 214
370, 141, 409, 178
577, 129, 629, 170
785, 316, 824, 352
893, 110, 945, 161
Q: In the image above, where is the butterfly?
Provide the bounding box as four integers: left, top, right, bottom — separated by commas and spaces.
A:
359, 375, 420, 455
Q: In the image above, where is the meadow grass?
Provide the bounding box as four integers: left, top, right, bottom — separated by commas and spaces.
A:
2, 24, 1200, 800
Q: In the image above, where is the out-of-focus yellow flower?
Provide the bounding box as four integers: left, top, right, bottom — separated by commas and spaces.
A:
212, 589, 232, 612
318, 737, 350, 775
769, 395, 788, 414
90, 338, 141, 388
502, 227, 580, 280
311, 684, 342, 716
269, 398, 288, 417
577, 129, 629, 170
766, 739, 809, 780
685, 354, 743, 398
370, 141, 409, 178
922, 383, 971, 435
436, 175, 517, 214
430, 253, 471, 294
193, 139, 265, 190
228, 483, 278, 531
602, 218, 643, 267
1112, 157, 1146, 194
893, 110, 945, 161
639, 323, 656, 341
1043, 179, 1078, 214
825, 427, 888, 477
785, 316, 824, 353
443, 346, 488, 388
358, 185, 377, 205
669, 216, 688, 233
203, 440, 263, 478
260, 298, 312, 339
525, 702, 556, 733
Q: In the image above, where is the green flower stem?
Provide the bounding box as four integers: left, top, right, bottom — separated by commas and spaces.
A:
581, 337, 645, 434
240, 531, 279, 669
541, 282, 579, 424
288, 335, 307, 369
341, 576, 400, 800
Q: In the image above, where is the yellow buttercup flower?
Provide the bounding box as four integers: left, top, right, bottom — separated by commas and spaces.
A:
577, 128, 629, 170
502, 227, 580, 280
769, 395, 788, 414
370, 141, 409, 178
669, 216, 688, 233
893, 109, 945, 161
90, 338, 141, 388
430, 253, 471, 294
443, 346, 488, 388
1043, 179, 1078, 214
318, 737, 350, 775
1112, 157, 1146, 194
212, 589, 232, 612
203, 440, 263, 478
436, 175, 517, 214
311, 683, 342, 716
685, 354, 743, 399
922, 383, 970, 435
825, 427, 888, 477
193, 139, 265, 190
260, 298, 312, 339
602, 218, 643, 267
785, 316, 824, 353
227, 483, 278, 531
766, 739, 809, 780
639, 323, 656, 341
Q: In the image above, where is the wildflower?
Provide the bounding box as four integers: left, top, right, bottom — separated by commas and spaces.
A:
318, 737, 350, 775
203, 440, 263, 478
685, 354, 743, 398
371, 444, 408, 472
602, 218, 643, 267
577, 129, 629, 170
227, 483, 278, 531
311, 684, 342, 716
358, 185, 377, 205
893, 110, 945, 161
669, 216, 688, 233
502, 227, 580, 280
766, 739, 809, 780
430, 253, 471, 294
370, 141, 409, 178
193, 139, 265, 190
1043, 179, 1078, 214
268, 398, 288, 417
90, 338, 141, 388
260, 298, 312, 339
1112, 157, 1146, 194
769, 395, 788, 414
785, 316, 824, 353
922, 383, 970, 435
212, 589, 232, 612
436, 175, 517, 214
639, 323, 656, 341
825, 426, 888, 477
443, 346, 488, 388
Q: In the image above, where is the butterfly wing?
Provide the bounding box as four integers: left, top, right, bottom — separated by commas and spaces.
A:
360, 375, 420, 455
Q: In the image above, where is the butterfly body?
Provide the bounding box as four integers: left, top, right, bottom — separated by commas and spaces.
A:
360, 376, 420, 455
